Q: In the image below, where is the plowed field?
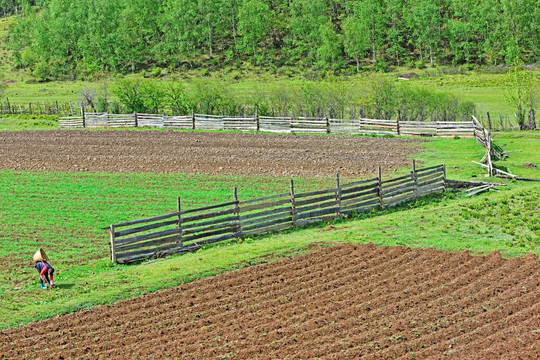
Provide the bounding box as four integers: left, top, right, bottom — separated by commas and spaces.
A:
1, 244, 538, 359
0, 130, 423, 177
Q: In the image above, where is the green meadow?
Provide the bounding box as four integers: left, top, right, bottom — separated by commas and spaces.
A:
0, 126, 538, 330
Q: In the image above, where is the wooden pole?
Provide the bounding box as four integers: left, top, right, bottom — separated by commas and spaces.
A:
134, 112, 138, 127
69, 101, 74, 116
233, 187, 241, 234
326, 117, 330, 134
177, 196, 183, 245
397, 110, 401, 135
290, 179, 296, 227
487, 111, 492, 130
28, 102, 32, 115
81, 105, 86, 127
442, 164, 447, 191
412, 160, 418, 199
499, 113, 504, 130
191, 109, 195, 130
484, 129, 493, 177
377, 166, 383, 210
335, 173, 342, 217
110, 224, 117, 263
256, 105, 260, 131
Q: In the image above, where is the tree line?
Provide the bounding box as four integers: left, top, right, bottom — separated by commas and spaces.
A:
5, 0, 539, 79
76, 77, 476, 122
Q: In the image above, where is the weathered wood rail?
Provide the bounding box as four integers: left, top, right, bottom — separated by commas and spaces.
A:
60, 112, 475, 138
108, 163, 447, 264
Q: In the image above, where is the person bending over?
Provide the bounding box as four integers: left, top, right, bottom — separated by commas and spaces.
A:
35, 260, 54, 289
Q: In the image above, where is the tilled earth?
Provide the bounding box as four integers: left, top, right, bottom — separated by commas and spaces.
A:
1, 244, 538, 359
0, 130, 424, 177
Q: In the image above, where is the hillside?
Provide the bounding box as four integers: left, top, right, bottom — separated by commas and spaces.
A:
2, 0, 539, 80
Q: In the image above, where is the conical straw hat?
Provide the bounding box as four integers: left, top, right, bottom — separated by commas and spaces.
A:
33, 248, 49, 262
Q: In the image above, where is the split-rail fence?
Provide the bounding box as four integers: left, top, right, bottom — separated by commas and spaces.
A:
60, 112, 475, 138
108, 163, 447, 264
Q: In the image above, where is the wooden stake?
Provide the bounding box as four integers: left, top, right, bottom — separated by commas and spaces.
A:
177, 197, 183, 245
233, 187, 241, 233
326, 117, 330, 134
412, 160, 418, 198
290, 179, 296, 226
443, 164, 447, 191
377, 166, 383, 210
335, 173, 342, 217
397, 110, 401, 135
256, 105, 260, 131
110, 224, 117, 263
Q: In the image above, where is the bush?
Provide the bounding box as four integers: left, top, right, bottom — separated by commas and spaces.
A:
113, 78, 165, 113
151, 67, 162, 78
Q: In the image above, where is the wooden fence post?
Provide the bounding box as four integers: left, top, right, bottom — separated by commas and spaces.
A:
443, 164, 447, 191
233, 187, 241, 234
69, 101, 73, 116
56, 101, 60, 115
256, 105, 260, 131
377, 166, 383, 210
290, 179, 297, 227
110, 224, 117, 263
81, 105, 86, 128
335, 173, 342, 217
487, 111, 492, 130
6, 97, 10, 114
29, 102, 32, 115
191, 109, 195, 130
412, 160, 418, 199
289, 117, 294, 133
484, 128, 493, 177
397, 110, 401, 135
134, 112, 138, 127
177, 196, 183, 245
326, 117, 330, 134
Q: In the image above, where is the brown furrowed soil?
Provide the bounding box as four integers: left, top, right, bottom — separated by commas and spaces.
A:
0, 130, 424, 177
1, 244, 538, 359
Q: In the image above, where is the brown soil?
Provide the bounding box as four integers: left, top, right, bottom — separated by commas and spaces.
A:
1, 244, 538, 359
0, 130, 424, 177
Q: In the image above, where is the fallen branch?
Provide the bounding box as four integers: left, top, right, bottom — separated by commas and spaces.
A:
495, 175, 540, 182
465, 184, 494, 197
446, 179, 506, 188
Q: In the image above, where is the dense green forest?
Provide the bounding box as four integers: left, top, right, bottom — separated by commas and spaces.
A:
3, 0, 539, 79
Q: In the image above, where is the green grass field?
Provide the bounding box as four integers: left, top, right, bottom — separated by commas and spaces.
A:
0, 125, 538, 330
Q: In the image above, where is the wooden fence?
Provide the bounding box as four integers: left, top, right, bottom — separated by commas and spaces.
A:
60, 112, 475, 137
108, 163, 446, 264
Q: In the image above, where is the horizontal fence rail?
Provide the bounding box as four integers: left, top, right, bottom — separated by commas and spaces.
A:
60, 112, 475, 138
108, 163, 447, 264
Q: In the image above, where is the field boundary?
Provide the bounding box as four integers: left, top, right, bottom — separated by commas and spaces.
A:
60, 112, 475, 138
108, 163, 447, 264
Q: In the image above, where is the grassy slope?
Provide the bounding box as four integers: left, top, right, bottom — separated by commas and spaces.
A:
0, 130, 538, 329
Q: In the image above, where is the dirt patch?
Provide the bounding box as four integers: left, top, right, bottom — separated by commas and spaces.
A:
0, 130, 424, 177
1, 244, 538, 359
